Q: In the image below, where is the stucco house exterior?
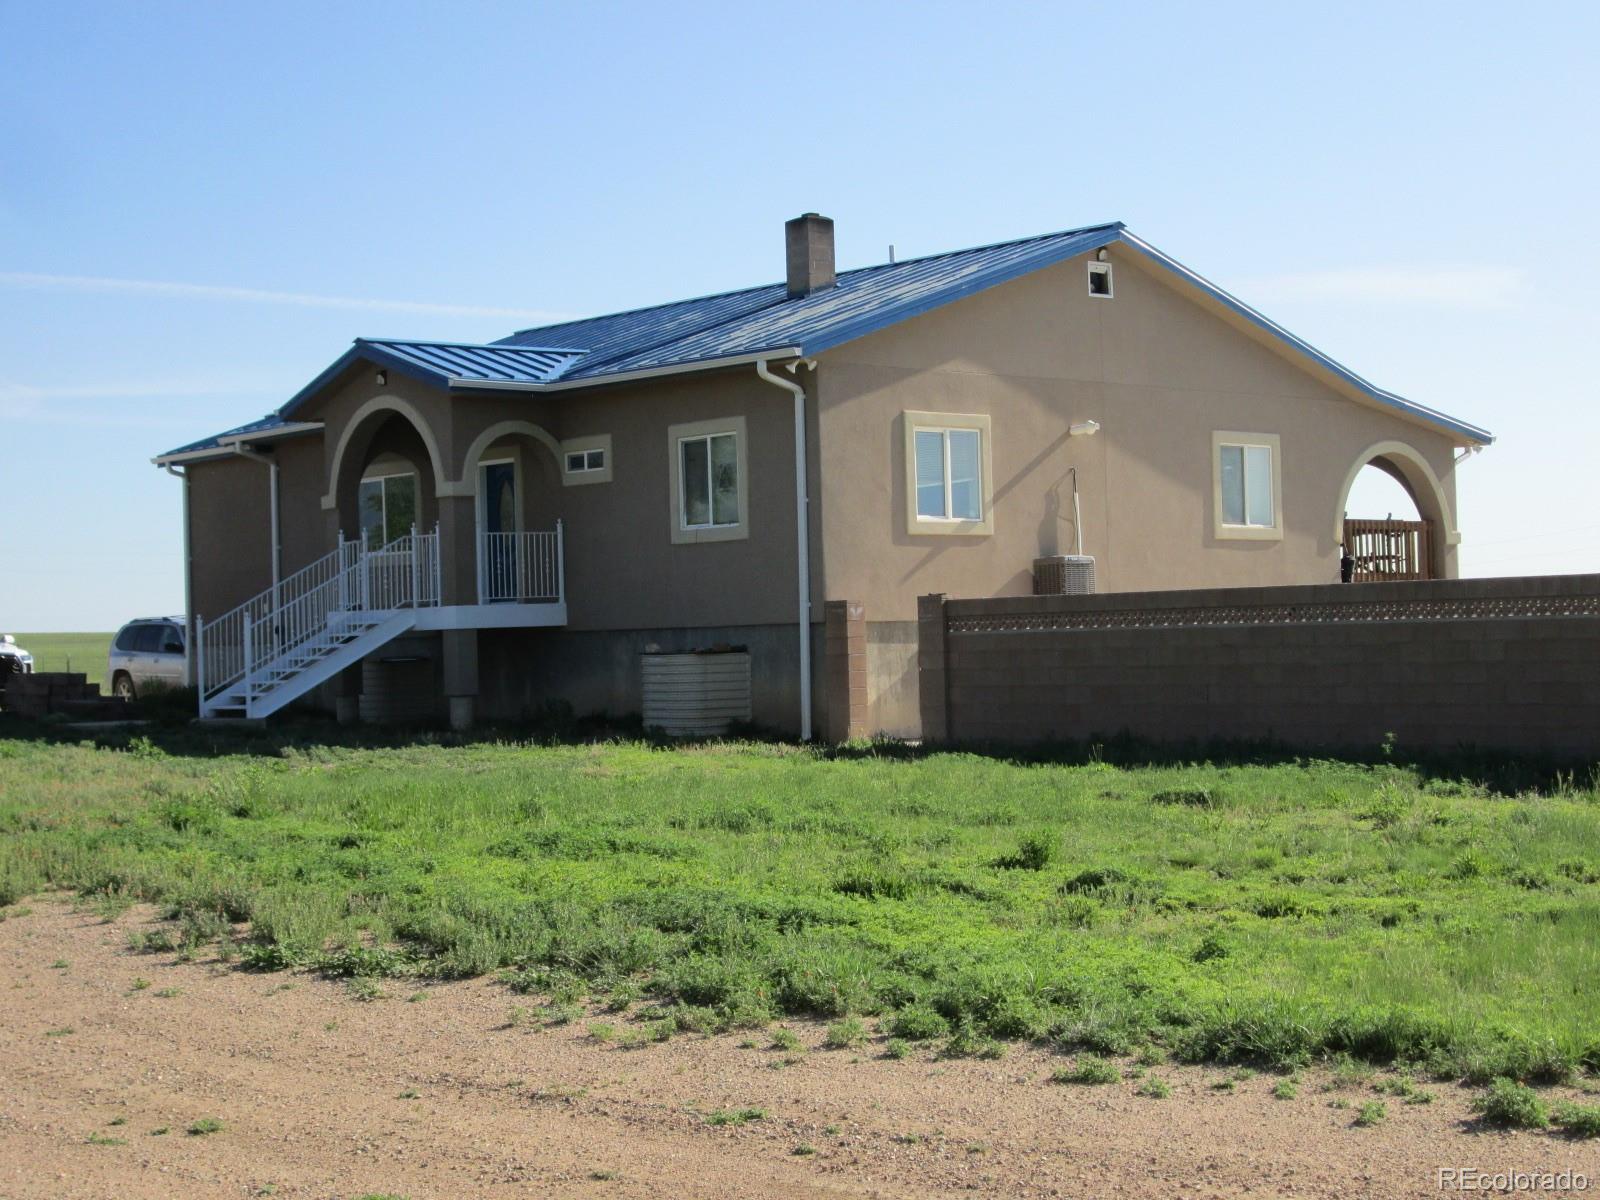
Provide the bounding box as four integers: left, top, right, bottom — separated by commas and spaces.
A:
154, 215, 1492, 738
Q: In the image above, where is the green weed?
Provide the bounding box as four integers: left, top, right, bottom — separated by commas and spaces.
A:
1052, 1056, 1121, 1086
1471, 1079, 1550, 1129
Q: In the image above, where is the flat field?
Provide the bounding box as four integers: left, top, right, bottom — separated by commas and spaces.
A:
6, 632, 114, 687
3, 732, 1599, 1083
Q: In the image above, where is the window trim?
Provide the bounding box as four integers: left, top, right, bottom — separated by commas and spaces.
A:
358, 469, 419, 548
667, 416, 748, 544
1211, 430, 1283, 541
560, 433, 613, 486
903, 410, 994, 537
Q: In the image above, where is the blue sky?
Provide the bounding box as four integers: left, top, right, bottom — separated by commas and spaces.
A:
2, 1, 1597, 629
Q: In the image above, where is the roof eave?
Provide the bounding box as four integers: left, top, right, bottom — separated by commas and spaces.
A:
445, 347, 806, 394
152, 420, 323, 467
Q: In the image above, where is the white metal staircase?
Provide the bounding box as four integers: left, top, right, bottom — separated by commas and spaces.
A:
196, 527, 442, 719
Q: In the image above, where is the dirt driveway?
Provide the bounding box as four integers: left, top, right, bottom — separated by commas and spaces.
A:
2, 899, 1596, 1199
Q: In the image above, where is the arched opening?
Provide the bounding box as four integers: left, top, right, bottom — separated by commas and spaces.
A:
459, 421, 565, 604
1334, 441, 1455, 582
329, 403, 446, 545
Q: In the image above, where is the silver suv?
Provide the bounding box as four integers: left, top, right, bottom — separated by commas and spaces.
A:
109, 617, 187, 699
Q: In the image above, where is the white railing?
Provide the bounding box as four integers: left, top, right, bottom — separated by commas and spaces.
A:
197, 525, 441, 713
198, 539, 360, 702
478, 522, 565, 605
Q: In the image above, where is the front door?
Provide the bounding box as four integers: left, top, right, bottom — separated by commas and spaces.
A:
480, 461, 518, 601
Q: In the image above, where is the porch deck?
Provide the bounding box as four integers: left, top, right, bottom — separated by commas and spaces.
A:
195, 525, 565, 718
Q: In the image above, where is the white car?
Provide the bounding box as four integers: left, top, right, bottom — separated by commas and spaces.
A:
0, 633, 34, 698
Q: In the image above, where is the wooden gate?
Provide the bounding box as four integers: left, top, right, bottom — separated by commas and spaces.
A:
1343, 518, 1434, 582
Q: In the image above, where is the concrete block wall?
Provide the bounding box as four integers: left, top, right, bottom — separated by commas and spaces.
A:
919, 575, 1600, 757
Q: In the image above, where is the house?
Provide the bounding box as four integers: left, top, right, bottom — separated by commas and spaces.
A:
154, 215, 1492, 738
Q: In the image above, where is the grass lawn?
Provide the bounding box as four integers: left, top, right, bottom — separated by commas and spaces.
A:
3, 729, 1599, 1080
6, 632, 114, 688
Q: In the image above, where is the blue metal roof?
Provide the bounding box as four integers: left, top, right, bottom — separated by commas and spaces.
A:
159, 412, 304, 458
160, 221, 1493, 459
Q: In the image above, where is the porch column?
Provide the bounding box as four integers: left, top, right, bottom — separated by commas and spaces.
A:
442, 629, 479, 730
436, 494, 478, 606
334, 663, 362, 725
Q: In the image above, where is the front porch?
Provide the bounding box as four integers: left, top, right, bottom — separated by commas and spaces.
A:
195, 525, 566, 719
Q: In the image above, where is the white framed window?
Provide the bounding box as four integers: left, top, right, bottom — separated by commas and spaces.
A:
358, 470, 417, 549
1088, 260, 1113, 298
560, 433, 613, 486
903, 411, 993, 536
1211, 431, 1283, 541
667, 416, 748, 543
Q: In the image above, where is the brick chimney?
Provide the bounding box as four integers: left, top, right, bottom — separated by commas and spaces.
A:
785, 213, 835, 299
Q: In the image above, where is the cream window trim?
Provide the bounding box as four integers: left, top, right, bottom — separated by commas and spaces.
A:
1212, 430, 1283, 542
667, 415, 749, 544
561, 433, 613, 486
903, 410, 994, 537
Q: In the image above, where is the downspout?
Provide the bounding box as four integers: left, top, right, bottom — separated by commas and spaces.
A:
232, 444, 282, 616
163, 464, 195, 688
755, 356, 816, 741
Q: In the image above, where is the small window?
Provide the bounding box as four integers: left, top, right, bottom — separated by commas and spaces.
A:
132, 624, 163, 653
1212, 431, 1282, 540
561, 434, 613, 486
115, 626, 141, 651
1088, 261, 1113, 298
358, 472, 418, 549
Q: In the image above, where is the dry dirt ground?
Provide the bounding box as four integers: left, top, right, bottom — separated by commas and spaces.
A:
3, 899, 1598, 1200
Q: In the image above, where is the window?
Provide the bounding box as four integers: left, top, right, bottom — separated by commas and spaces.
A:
115, 625, 142, 651
1211, 431, 1282, 540
1088, 261, 1113, 298
159, 625, 185, 654
560, 433, 612, 486
132, 624, 163, 653
681, 433, 739, 527
358, 472, 417, 549
667, 417, 748, 543
915, 428, 982, 520
903, 411, 994, 535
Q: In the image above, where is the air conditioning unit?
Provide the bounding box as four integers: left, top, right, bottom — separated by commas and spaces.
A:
1033, 554, 1097, 596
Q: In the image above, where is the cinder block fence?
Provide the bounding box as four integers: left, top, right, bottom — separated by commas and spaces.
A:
918, 575, 1600, 757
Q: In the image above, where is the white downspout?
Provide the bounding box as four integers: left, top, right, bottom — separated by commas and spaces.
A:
756, 356, 816, 741
163, 464, 195, 688
233, 445, 282, 616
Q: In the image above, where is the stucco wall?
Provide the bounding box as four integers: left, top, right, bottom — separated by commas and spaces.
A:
287, 364, 820, 631
187, 455, 273, 622
815, 248, 1467, 622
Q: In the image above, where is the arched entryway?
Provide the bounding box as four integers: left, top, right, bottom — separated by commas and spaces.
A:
325, 396, 449, 546
1334, 441, 1457, 581
458, 420, 565, 604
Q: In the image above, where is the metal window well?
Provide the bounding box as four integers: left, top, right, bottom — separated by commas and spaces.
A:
641, 649, 752, 736
1033, 555, 1097, 595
